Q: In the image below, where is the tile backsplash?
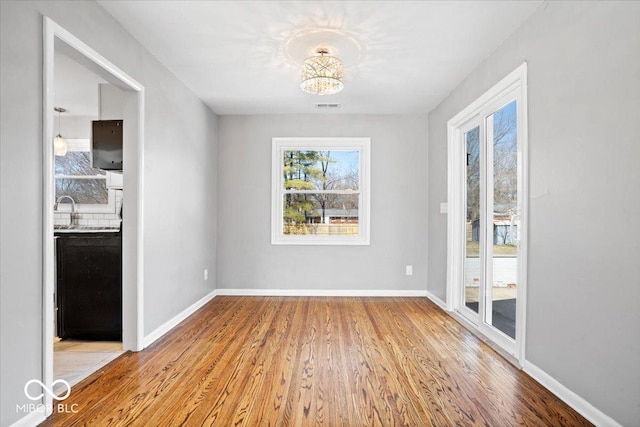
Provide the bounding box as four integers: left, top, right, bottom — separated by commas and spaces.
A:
54, 190, 123, 227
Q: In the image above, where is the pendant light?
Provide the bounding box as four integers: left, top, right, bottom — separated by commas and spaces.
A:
300, 48, 344, 96
53, 107, 67, 156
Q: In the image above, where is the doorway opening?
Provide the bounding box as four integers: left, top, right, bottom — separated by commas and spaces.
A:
446, 63, 528, 363
43, 17, 145, 415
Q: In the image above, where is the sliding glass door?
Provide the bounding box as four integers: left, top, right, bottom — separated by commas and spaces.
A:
449, 64, 527, 360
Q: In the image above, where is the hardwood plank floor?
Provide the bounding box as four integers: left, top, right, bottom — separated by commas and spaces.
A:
42, 297, 591, 426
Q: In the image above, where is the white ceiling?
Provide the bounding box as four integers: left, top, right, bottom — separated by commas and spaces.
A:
55, 50, 105, 117
98, 1, 542, 115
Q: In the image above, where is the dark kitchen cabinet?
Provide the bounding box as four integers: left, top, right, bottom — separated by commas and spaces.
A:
56, 233, 122, 340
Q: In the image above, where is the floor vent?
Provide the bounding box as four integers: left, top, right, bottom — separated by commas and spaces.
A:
316, 103, 341, 109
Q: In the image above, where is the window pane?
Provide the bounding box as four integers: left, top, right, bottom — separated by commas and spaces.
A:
283, 193, 359, 235
282, 150, 359, 191
489, 99, 518, 339
55, 152, 106, 176
56, 178, 108, 204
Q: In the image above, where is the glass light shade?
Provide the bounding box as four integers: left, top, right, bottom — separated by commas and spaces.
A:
300, 53, 344, 95
54, 134, 67, 156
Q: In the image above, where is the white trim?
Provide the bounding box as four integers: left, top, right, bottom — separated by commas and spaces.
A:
425, 290, 448, 311
271, 137, 371, 245
143, 290, 217, 348
42, 16, 145, 419
515, 64, 529, 365
42, 16, 55, 416
446, 121, 465, 311
134, 90, 146, 352
8, 411, 46, 427
215, 289, 426, 297
446, 62, 528, 362
523, 361, 623, 427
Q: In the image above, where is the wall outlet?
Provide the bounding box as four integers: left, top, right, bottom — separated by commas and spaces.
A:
405, 265, 413, 276
204, 269, 208, 280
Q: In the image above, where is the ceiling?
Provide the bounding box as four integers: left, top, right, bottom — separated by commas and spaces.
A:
98, 1, 542, 115
55, 50, 105, 117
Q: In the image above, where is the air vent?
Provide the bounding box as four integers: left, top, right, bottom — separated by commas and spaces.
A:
315, 103, 341, 109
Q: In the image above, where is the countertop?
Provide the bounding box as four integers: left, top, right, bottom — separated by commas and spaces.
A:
54, 225, 120, 234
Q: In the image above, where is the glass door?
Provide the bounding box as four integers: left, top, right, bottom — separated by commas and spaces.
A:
448, 63, 527, 361
458, 93, 522, 354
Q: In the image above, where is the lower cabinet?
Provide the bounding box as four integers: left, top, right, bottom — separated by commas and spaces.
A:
56, 233, 122, 340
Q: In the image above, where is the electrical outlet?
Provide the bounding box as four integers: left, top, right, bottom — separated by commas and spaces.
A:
405, 265, 413, 276
204, 269, 208, 280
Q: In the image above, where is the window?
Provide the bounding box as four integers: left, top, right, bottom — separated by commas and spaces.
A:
272, 137, 370, 245
54, 139, 116, 213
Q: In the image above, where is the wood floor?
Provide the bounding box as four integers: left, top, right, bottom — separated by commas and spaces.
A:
43, 296, 591, 426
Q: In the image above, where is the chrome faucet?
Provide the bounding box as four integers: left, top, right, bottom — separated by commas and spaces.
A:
54, 196, 80, 226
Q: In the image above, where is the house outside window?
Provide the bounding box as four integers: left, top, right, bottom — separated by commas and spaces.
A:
271, 137, 370, 245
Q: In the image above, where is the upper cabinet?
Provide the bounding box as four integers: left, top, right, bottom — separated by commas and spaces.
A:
92, 84, 125, 171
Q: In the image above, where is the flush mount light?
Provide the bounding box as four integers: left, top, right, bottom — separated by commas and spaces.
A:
300, 48, 344, 96
53, 106, 67, 156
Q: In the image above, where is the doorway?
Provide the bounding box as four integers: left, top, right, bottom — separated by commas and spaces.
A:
446, 63, 528, 363
52, 47, 125, 390
43, 17, 145, 415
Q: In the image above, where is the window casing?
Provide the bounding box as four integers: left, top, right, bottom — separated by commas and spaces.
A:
272, 137, 370, 245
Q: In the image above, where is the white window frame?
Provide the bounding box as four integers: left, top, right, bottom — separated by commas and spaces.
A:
446, 63, 528, 365
54, 138, 116, 213
271, 137, 370, 245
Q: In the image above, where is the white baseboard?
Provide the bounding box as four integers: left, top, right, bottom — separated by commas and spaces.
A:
9, 410, 46, 427
425, 290, 448, 311
215, 288, 427, 297
522, 361, 622, 427
143, 290, 217, 348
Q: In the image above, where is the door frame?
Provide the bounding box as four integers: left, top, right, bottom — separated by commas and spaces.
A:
446, 62, 528, 365
42, 16, 145, 415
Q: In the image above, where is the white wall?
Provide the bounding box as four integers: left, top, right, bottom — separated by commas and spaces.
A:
217, 115, 428, 292
0, 1, 217, 425
427, 2, 640, 425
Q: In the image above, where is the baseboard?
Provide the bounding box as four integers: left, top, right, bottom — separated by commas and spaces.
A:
425, 290, 448, 311
215, 288, 427, 297
143, 290, 217, 348
9, 410, 46, 427
522, 361, 622, 427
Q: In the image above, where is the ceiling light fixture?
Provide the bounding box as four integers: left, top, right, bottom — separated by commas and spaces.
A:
300, 48, 344, 96
53, 107, 67, 156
